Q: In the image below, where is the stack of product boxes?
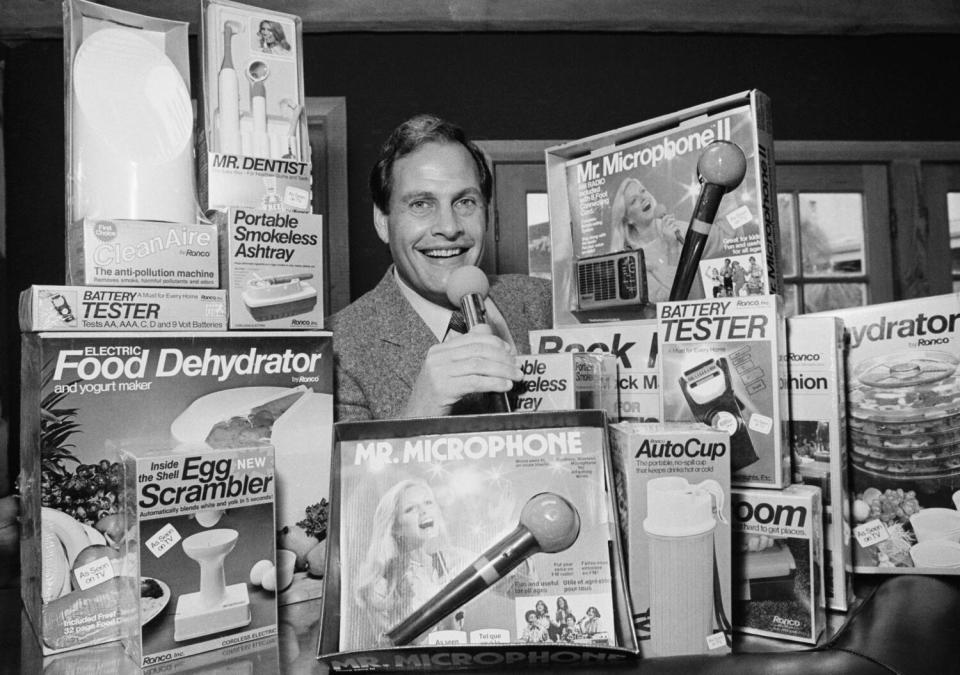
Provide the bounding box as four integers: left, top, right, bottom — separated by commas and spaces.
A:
539, 90, 836, 654
19, 0, 333, 661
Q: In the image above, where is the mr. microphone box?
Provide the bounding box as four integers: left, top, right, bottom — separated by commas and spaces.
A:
545, 90, 781, 326
657, 295, 791, 488
318, 411, 638, 671
530, 320, 660, 422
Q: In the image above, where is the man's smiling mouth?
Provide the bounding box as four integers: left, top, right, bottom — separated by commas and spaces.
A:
422, 248, 466, 259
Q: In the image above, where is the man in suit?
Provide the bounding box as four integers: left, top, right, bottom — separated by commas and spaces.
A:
329, 114, 552, 421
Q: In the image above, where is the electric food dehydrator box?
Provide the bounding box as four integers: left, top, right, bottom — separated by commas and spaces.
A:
530, 321, 660, 422
20, 331, 332, 654
120, 444, 278, 665
546, 90, 781, 327
609, 422, 732, 658
200, 0, 312, 214
64, 1, 205, 286
20, 286, 227, 332
814, 293, 960, 574
732, 485, 826, 645
318, 411, 638, 671
657, 295, 791, 488
785, 315, 853, 611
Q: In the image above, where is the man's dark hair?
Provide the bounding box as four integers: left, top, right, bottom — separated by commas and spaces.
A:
369, 113, 492, 213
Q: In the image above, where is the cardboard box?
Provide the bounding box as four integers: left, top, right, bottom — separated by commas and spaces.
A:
222, 207, 324, 329
318, 411, 638, 671
20, 331, 332, 654
19, 286, 227, 332
546, 90, 781, 327
67, 219, 219, 288
200, 0, 311, 214
120, 444, 278, 665
514, 353, 617, 417
732, 485, 825, 644
786, 315, 853, 611
65, 1, 200, 258
530, 321, 660, 422
657, 295, 791, 488
813, 293, 960, 573
609, 422, 732, 658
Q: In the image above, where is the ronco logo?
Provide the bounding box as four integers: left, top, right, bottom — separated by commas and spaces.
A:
734, 500, 807, 527
787, 353, 821, 362
773, 616, 802, 628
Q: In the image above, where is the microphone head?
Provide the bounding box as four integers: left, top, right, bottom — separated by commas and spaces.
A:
519, 492, 581, 553
446, 265, 490, 307
697, 140, 747, 190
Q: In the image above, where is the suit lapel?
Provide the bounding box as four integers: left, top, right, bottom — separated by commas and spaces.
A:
369, 270, 438, 391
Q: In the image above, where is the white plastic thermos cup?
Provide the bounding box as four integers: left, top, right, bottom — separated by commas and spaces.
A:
643, 476, 726, 656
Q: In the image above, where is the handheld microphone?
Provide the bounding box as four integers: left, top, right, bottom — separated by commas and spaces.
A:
668, 141, 747, 301
446, 265, 512, 413
386, 492, 581, 645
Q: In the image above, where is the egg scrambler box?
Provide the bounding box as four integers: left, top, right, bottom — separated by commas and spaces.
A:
20, 331, 332, 654
222, 207, 324, 329
319, 411, 638, 671
658, 295, 790, 488
732, 485, 825, 644
19, 286, 227, 332
786, 316, 853, 611
609, 422, 732, 658
119, 444, 278, 665
67, 219, 219, 288
530, 320, 660, 422
813, 293, 960, 574
513, 353, 617, 417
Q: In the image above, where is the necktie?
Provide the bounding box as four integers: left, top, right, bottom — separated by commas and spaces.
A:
448, 310, 468, 335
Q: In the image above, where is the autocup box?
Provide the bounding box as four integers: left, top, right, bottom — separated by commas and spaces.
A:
609, 422, 732, 658
200, 0, 312, 213
785, 316, 853, 611
530, 321, 660, 422
732, 485, 825, 645
546, 90, 781, 326
119, 444, 278, 665
319, 411, 638, 671
658, 295, 790, 488
513, 353, 617, 417
20, 331, 332, 654
222, 207, 324, 329
20, 286, 227, 332
814, 293, 960, 574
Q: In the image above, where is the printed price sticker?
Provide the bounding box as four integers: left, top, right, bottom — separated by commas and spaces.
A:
74, 556, 115, 591
147, 523, 182, 558
706, 631, 728, 650
724, 205, 754, 230
749, 413, 773, 434
854, 519, 890, 549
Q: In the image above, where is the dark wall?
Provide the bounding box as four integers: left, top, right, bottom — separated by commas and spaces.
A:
2, 30, 960, 463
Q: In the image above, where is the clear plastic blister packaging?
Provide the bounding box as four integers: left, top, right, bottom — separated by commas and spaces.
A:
201, 0, 312, 214
64, 0, 204, 285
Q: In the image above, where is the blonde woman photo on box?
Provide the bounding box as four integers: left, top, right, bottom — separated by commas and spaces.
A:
608, 177, 687, 302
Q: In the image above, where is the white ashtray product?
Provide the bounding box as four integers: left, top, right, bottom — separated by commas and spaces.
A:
242, 273, 317, 321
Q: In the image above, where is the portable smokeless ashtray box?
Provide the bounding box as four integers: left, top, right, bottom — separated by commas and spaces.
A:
120, 444, 279, 665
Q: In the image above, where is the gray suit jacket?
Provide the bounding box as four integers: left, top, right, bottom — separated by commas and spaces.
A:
329, 268, 552, 421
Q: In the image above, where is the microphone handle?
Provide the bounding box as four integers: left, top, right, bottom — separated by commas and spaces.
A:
669, 182, 726, 301
386, 528, 538, 645
460, 293, 513, 413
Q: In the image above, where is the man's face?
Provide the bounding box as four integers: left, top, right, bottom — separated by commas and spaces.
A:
375, 141, 486, 308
